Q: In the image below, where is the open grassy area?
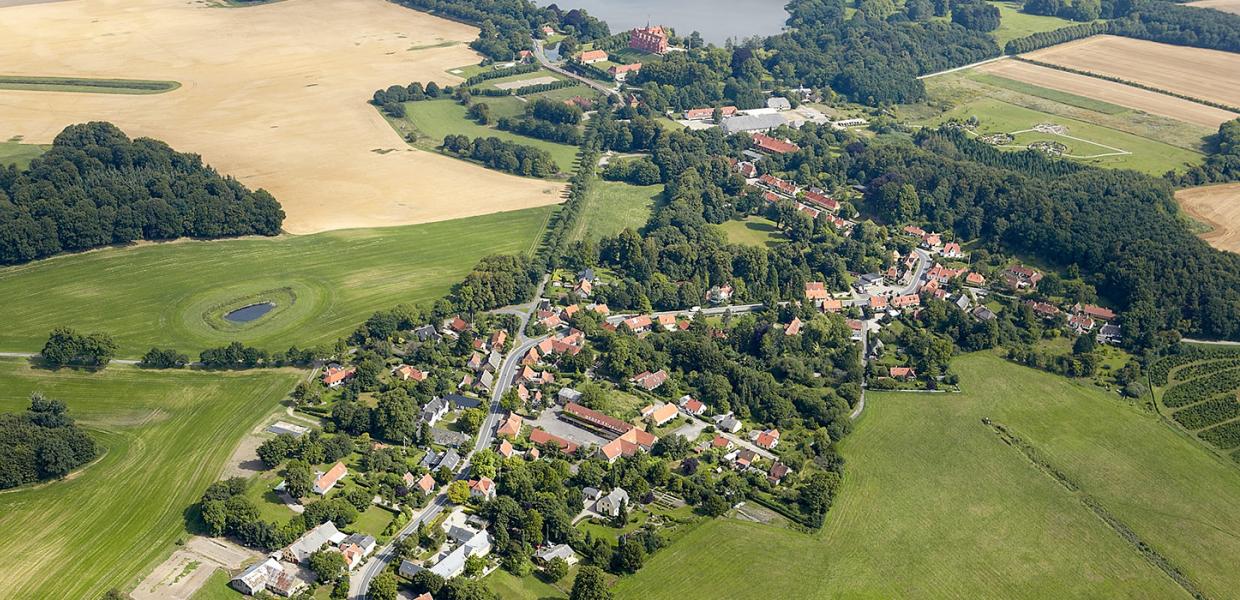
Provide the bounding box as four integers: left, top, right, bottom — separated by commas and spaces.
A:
613, 354, 1240, 599
0, 141, 48, 168
394, 99, 581, 173
970, 72, 1127, 114
0, 359, 299, 599
485, 567, 575, 600
921, 96, 1203, 174
988, 1, 1086, 47
0, 75, 179, 94
0, 207, 553, 356
714, 216, 786, 248
570, 180, 662, 242
190, 569, 242, 600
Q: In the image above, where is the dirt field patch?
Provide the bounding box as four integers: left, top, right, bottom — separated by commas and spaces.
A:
1186, 0, 1240, 14
131, 537, 259, 600
494, 76, 560, 90
978, 59, 1240, 128
1177, 183, 1240, 253
1024, 36, 1240, 109
0, 0, 565, 234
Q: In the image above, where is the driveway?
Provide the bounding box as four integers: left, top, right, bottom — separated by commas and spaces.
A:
530, 406, 610, 448
670, 415, 709, 441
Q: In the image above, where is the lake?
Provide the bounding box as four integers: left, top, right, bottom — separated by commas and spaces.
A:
546, 0, 789, 44
224, 302, 275, 323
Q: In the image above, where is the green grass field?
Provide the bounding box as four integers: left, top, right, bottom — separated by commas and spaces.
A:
0, 75, 179, 94
0, 207, 552, 356
0, 141, 48, 168
191, 570, 242, 600
925, 97, 1203, 174
613, 354, 1240, 599
714, 216, 786, 247
570, 180, 662, 242
395, 99, 581, 172
989, 1, 1086, 47
970, 72, 1127, 114
0, 359, 299, 599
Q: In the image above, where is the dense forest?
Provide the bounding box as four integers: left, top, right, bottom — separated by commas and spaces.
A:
0, 394, 98, 489
0, 122, 284, 265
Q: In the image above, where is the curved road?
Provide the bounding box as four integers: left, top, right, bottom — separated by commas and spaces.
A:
351, 332, 548, 598
531, 39, 619, 98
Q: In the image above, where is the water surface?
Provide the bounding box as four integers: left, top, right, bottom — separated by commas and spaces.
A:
224, 302, 275, 323
547, 0, 789, 44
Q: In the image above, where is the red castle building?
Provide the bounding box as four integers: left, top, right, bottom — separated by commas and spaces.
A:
629, 25, 669, 54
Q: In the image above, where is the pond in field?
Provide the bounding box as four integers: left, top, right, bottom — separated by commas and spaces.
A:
545, 0, 789, 44
224, 302, 275, 323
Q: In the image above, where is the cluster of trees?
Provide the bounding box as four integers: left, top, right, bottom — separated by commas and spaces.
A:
0, 394, 98, 489
197, 476, 365, 551
256, 430, 354, 470
198, 342, 319, 369
139, 347, 189, 369
1004, 21, 1107, 54
0, 122, 284, 264
494, 98, 586, 144
371, 81, 446, 117
441, 135, 560, 177
602, 157, 661, 185
1108, 0, 1240, 53
41, 327, 116, 368
1022, 0, 1101, 22
952, 0, 1002, 31
391, 0, 609, 61
1174, 118, 1240, 186
855, 128, 1240, 345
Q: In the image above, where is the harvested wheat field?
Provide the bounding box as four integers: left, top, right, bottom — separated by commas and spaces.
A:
978, 59, 1240, 128
1187, 0, 1240, 14
1177, 183, 1240, 253
1025, 36, 1240, 109
0, 0, 564, 234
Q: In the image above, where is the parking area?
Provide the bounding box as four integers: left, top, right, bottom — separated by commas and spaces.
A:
530, 407, 611, 448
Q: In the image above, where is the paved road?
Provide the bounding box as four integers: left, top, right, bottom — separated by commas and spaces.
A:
605, 303, 766, 326
531, 39, 619, 98
351, 332, 548, 598
918, 55, 1006, 80
1182, 338, 1240, 346
0, 351, 141, 365
851, 325, 868, 421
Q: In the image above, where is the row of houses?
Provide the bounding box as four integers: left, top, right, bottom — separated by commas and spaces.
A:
232, 522, 378, 596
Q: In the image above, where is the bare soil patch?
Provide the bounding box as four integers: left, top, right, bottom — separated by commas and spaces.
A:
1177, 183, 1240, 253
978, 59, 1240, 128
131, 537, 259, 600
0, 0, 564, 234
1186, 0, 1240, 14
494, 75, 559, 90
1024, 36, 1240, 109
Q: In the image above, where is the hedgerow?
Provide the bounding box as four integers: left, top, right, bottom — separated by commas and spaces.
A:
1150, 345, 1240, 386
1169, 358, 1240, 384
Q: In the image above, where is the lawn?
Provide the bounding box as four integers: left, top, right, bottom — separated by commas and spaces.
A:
613, 354, 1240, 599
351, 505, 398, 538
714, 216, 786, 247
570, 180, 662, 242
396, 99, 581, 173
989, 1, 1087, 47
970, 72, 1128, 114
0, 141, 48, 168
0, 75, 179, 94
0, 206, 552, 356
924, 96, 1203, 174
485, 567, 574, 600
0, 359, 299, 599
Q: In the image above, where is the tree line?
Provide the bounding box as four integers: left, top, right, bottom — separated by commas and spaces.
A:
441, 134, 560, 178
0, 122, 283, 265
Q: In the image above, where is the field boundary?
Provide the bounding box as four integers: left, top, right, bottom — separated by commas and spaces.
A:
0, 75, 180, 94
986, 419, 1212, 600
1012, 56, 1240, 115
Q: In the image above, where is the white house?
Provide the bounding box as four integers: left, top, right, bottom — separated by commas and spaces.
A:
595, 487, 630, 517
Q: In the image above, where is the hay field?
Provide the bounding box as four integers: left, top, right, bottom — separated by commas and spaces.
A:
1176, 183, 1240, 253
1186, 0, 1240, 14
978, 59, 1240, 128
1024, 36, 1240, 109
0, 0, 564, 234
613, 354, 1240, 599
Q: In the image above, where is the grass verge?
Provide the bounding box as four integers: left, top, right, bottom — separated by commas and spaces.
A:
0, 75, 179, 94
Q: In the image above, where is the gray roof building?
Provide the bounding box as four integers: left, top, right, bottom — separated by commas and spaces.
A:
437, 448, 461, 472
766, 96, 791, 110
721, 113, 787, 135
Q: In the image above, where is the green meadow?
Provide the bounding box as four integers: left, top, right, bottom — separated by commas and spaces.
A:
0, 141, 48, 168
988, 1, 1086, 47
0, 359, 299, 599
612, 354, 1240, 599
714, 216, 786, 248
0, 207, 552, 356
571, 180, 663, 242
392, 98, 582, 172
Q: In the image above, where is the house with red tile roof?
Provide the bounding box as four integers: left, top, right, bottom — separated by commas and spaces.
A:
564, 402, 633, 436
942, 242, 963, 258
755, 429, 780, 450
392, 364, 427, 382
889, 366, 916, 380
632, 369, 668, 391
822, 298, 844, 313
608, 63, 642, 81
529, 428, 579, 454
758, 174, 799, 197
784, 317, 803, 336
679, 396, 706, 416
646, 403, 679, 427
497, 413, 523, 438
469, 477, 496, 501
313, 462, 348, 495
1074, 303, 1116, 321
322, 365, 356, 388
630, 25, 669, 53
578, 49, 608, 64
599, 427, 657, 463
805, 281, 829, 302
751, 132, 799, 154
684, 106, 737, 120
892, 294, 920, 309
414, 472, 436, 496
802, 189, 839, 212
966, 272, 986, 286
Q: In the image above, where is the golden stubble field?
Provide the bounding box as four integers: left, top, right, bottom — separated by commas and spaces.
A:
1177, 183, 1240, 253
1024, 36, 1240, 110
1186, 0, 1240, 14
978, 59, 1240, 128
0, 0, 564, 234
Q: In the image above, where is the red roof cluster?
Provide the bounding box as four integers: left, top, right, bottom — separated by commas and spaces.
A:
751, 132, 799, 154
